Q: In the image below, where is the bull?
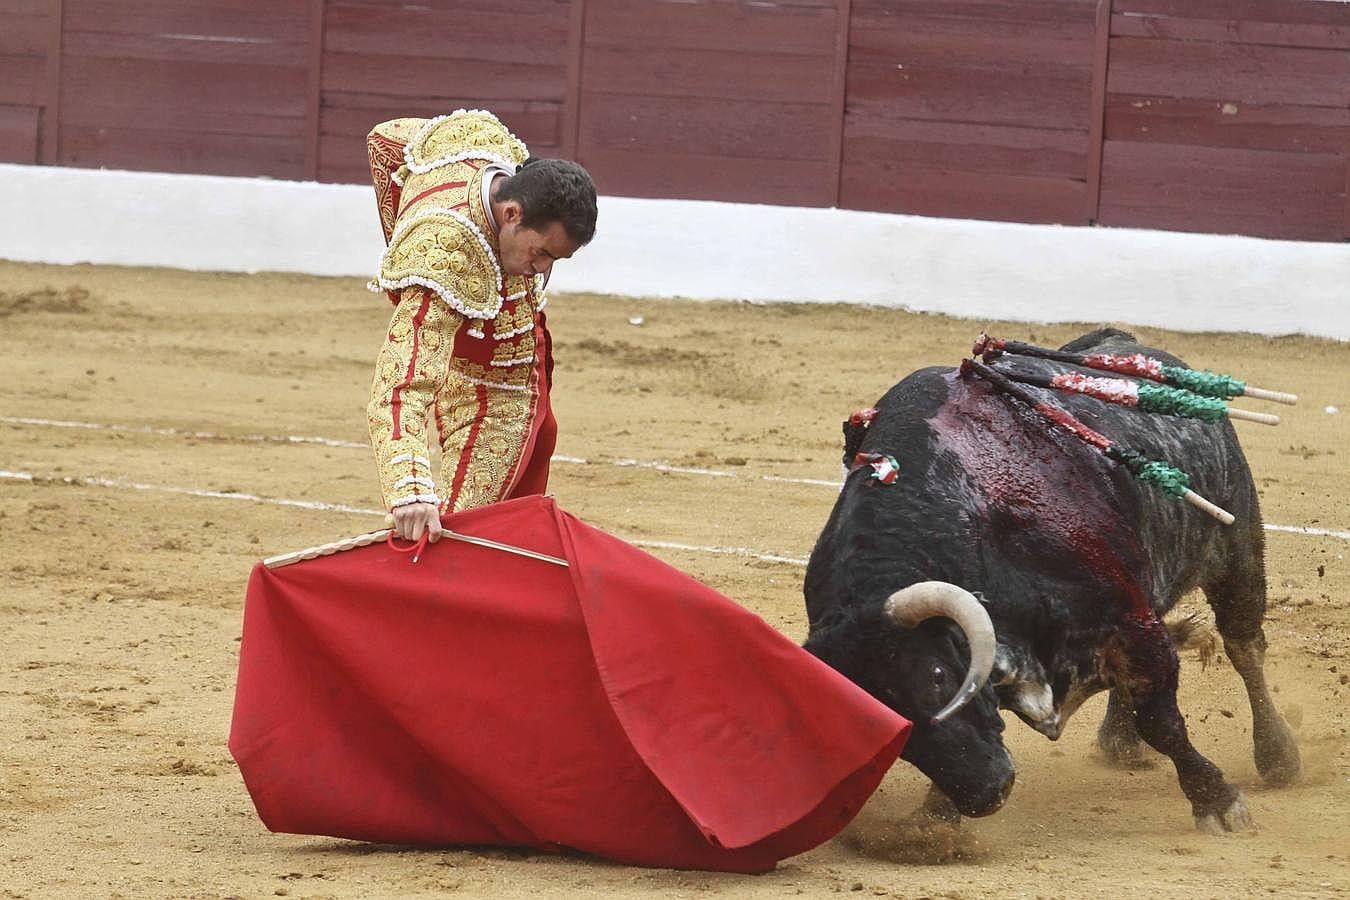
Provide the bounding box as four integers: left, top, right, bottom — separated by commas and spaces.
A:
803, 328, 1301, 833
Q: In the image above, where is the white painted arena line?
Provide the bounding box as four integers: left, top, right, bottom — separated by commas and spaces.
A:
0, 415, 368, 449
1, 415, 840, 487
3, 415, 1347, 542
0, 469, 811, 567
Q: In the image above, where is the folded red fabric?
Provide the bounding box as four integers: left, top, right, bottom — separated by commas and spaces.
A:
230, 495, 909, 873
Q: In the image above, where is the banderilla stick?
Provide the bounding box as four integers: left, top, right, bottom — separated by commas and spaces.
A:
964, 359, 1235, 525
973, 333, 1298, 406
995, 366, 1281, 427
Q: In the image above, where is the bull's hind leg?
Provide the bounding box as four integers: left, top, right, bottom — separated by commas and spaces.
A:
1202, 536, 1302, 786
1223, 632, 1300, 785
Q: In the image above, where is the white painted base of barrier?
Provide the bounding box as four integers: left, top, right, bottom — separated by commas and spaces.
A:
2, 163, 1346, 339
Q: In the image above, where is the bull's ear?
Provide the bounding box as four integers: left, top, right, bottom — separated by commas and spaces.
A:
972, 591, 989, 605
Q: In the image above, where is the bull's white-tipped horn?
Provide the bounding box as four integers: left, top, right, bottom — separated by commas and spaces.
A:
884, 581, 997, 725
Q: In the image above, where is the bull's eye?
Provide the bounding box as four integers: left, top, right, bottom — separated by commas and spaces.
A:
932, 666, 946, 686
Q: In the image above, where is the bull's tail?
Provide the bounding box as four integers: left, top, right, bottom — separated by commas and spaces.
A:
1165, 611, 1217, 670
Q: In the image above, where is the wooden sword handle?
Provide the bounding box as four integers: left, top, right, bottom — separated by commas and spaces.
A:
263, 528, 391, 570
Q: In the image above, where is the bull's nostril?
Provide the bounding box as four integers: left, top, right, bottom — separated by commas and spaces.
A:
1000, 774, 1016, 802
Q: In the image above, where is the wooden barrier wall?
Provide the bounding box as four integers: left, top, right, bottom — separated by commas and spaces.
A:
2, 0, 1346, 241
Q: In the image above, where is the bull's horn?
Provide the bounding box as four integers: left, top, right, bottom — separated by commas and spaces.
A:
883, 581, 997, 725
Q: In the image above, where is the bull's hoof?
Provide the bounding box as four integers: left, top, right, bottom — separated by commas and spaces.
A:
1194, 791, 1252, 834
1254, 729, 1302, 787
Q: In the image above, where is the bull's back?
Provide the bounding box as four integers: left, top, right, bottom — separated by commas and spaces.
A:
809, 337, 1261, 621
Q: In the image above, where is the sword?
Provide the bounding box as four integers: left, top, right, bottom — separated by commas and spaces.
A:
262, 524, 569, 570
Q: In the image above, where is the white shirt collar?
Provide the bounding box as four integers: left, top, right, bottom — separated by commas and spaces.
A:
481, 164, 511, 236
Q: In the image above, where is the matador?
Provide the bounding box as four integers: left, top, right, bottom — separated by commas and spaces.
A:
365, 109, 597, 537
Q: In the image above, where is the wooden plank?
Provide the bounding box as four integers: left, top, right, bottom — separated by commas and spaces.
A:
1084, 0, 1111, 223
1107, 36, 1349, 108
61, 29, 306, 66
326, 0, 574, 14
1097, 140, 1345, 240
61, 57, 308, 117
1112, 0, 1350, 29
1106, 94, 1350, 155
323, 3, 568, 64
1344, 160, 1350, 240
1099, 201, 1344, 241
851, 6, 1095, 47
62, 101, 306, 138
320, 97, 562, 142
1110, 12, 1350, 50
578, 93, 835, 162
849, 19, 1095, 66
0, 55, 45, 106
62, 0, 307, 40
577, 146, 835, 206
320, 103, 561, 152
827, 0, 851, 208
58, 124, 305, 178
840, 160, 1088, 224
40, 0, 60, 164
305, 0, 323, 180
318, 131, 377, 186
846, 62, 1092, 131
0, 104, 39, 163
0, 11, 49, 56
562, 0, 584, 159
318, 132, 565, 185
582, 0, 838, 55
581, 45, 834, 104
322, 53, 566, 102
844, 118, 1088, 179
317, 157, 376, 186
851, 0, 1098, 28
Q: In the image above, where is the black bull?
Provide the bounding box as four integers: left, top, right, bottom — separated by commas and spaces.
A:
803, 329, 1301, 832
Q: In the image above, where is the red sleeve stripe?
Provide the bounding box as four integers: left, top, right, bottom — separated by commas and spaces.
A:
447, 385, 490, 510
398, 180, 468, 217
390, 292, 433, 442
494, 358, 542, 501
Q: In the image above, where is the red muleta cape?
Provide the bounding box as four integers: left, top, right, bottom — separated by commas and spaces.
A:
229, 495, 909, 873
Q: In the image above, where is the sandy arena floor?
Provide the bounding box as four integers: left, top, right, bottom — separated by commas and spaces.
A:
1, 260, 1347, 899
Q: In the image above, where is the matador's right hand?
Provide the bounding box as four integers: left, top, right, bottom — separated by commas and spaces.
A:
390, 503, 443, 543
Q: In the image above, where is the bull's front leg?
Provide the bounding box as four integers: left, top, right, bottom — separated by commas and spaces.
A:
1096, 687, 1150, 767
1117, 616, 1251, 833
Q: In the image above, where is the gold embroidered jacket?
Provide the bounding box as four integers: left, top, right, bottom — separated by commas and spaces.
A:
366, 110, 549, 514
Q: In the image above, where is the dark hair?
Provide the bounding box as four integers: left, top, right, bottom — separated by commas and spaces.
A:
493, 158, 598, 246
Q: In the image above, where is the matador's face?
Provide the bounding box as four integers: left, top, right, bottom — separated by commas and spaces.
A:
498, 210, 579, 280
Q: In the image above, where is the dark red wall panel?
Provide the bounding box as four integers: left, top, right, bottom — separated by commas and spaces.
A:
316, 0, 570, 183
842, 0, 1098, 224
574, 0, 843, 207
1099, 141, 1344, 241
8, 0, 1344, 242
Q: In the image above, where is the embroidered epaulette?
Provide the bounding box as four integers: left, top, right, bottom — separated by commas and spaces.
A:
373, 208, 504, 319
404, 109, 528, 177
